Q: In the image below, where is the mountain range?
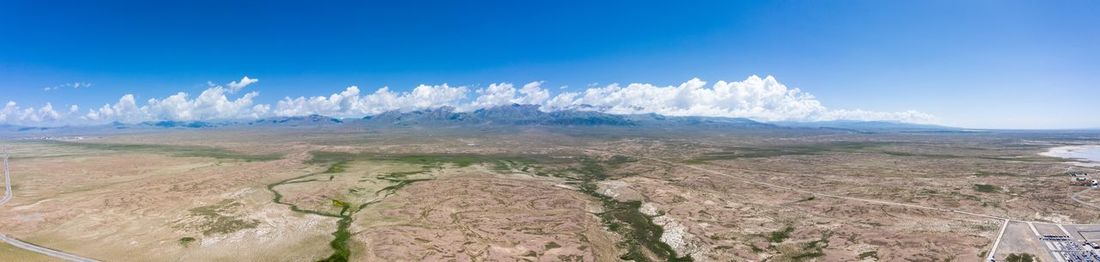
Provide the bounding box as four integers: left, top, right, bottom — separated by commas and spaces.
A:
0, 104, 956, 133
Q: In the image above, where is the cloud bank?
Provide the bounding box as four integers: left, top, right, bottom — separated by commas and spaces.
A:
0, 75, 936, 126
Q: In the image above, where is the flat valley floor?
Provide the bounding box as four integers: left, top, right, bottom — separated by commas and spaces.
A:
1, 127, 1099, 261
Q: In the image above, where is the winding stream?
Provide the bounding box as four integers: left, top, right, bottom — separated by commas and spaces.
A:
266, 161, 425, 262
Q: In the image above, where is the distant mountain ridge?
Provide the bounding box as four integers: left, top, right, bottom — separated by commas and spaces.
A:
1, 104, 961, 133
249, 114, 344, 126
362, 104, 635, 126
770, 120, 958, 132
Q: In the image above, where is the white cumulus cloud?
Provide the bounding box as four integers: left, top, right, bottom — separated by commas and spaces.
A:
274, 83, 471, 117
462, 81, 550, 110
539, 76, 934, 123
274, 86, 367, 117
0, 101, 80, 125
2, 75, 937, 125
226, 76, 258, 93
83, 94, 144, 123
80, 77, 266, 123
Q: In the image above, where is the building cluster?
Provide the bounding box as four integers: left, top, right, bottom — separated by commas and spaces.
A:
1069, 172, 1099, 187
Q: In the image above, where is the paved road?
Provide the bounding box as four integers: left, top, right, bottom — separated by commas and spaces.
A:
1, 149, 11, 205
988, 219, 1010, 261
0, 234, 98, 262
1071, 188, 1100, 210
0, 148, 99, 262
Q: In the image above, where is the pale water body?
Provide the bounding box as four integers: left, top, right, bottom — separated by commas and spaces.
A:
1041, 145, 1100, 167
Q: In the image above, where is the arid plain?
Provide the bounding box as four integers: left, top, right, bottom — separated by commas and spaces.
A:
1, 126, 1098, 261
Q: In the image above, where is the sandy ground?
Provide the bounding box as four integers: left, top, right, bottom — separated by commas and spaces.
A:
597, 163, 996, 261
0, 241, 59, 261
992, 221, 1054, 262
0, 144, 334, 261
1, 128, 1098, 261
352, 170, 620, 261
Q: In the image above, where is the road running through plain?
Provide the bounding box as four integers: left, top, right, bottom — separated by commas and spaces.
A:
1, 148, 11, 205
0, 148, 100, 262
1071, 188, 1100, 211
988, 219, 1010, 262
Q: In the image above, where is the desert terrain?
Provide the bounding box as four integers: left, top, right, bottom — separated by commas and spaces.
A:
1, 126, 1099, 261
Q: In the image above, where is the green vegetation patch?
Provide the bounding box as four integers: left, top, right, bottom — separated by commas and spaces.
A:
973, 184, 999, 193
267, 172, 343, 218
50, 141, 284, 161
1004, 253, 1036, 262
380, 171, 423, 180
267, 167, 357, 262
600, 199, 679, 261
268, 158, 446, 262
570, 158, 690, 262
331, 199, 351, 216
879, 151, 957, 159
188, 200, 260, 236
750, 245, 764, 253
376, 178, 431, 195
319, 216, 353, 262
974, 171, 1020, 177
545, 241, 562, 250
770, 232, 831, 261
270, 152, 573, 262
307, 151, 544, 169
881, 151, 1058, 162
178, 237, 197, 247
790, 239, 828, 260
605, 155, 638, 167
768, 226, 794, 243
858, 250, 879, 260
690, 142, 889, 162
323, 161, 348, 173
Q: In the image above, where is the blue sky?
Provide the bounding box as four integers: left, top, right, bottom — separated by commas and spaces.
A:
1, 0, 1098, 129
